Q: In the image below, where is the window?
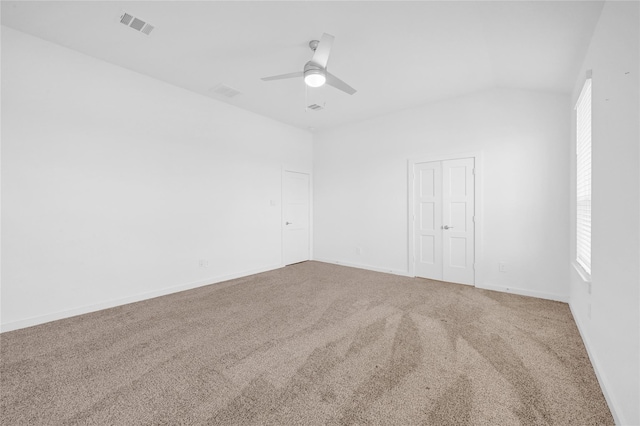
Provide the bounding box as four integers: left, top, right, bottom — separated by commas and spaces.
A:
576, 77, 592, 276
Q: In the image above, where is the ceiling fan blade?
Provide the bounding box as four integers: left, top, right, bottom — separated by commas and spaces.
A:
310, 33, 334, 68
261, 71, 303, 81
325, 72, 357, 95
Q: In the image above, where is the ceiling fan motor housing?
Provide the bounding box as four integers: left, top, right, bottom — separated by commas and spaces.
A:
304, 61, 324, 74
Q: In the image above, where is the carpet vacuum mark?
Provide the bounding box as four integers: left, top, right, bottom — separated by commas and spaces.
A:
0, 261, 613, 425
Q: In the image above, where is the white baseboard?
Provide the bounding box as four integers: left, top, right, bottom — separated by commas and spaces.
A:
569, 303, 624, 426
476, 282, 569, 303
1, 263, 283, 333
312, 260, 570, 304
313, 257, 412, 277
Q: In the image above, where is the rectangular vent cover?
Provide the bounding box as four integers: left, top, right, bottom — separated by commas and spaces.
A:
307, 104, 324, 111
210, 84, 242, 98
130, 17, 145, 31
141, 24, 155, 35
120, 13, 133, 26
119, 12, 154, 35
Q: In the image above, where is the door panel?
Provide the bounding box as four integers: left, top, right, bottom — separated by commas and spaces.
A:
283, 171, 310, 265
420, 235, 436, 264
415, 162, 442, 280
449, 237, 467, 268
420, 202, 435, 231
450, 202, 467, 231
448, 166, 468, 196
442, 158, 475, 285
414, 158, 475, 285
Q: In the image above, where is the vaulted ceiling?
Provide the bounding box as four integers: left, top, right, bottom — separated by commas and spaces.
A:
2, 1, 604, 131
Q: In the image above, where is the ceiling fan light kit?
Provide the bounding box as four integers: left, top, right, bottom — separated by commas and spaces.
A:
261, 33, 356, 95
304, 73, 326, 88
303, 63, 326, 88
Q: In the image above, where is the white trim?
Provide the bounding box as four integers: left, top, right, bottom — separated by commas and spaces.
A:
572, 261, 592, 283
569, 302, 624, 426
476, 282, 569, 303
574, 75, 592, 110
313, 257, 412, 277
312, 260, 567, 303
0, 263, 282, 333
407, 151, 484, 285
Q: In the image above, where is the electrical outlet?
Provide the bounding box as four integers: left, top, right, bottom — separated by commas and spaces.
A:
355, 247, 362, 255
499, 262, 508, 272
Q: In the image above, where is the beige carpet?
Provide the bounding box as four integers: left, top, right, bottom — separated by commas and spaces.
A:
1, 261, 613, 425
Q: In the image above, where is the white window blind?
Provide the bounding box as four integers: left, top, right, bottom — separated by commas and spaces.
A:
576, 78, 592, 275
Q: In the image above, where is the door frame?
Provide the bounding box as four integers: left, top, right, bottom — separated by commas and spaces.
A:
407, 152, 483, 285
281, 166, 313, 266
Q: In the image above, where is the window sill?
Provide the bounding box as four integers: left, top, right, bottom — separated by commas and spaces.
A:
572, 261, 592, 283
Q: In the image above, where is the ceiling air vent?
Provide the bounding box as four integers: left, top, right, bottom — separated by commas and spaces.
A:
210, 84, 242, 99
119, 12, 154, 35
141, 24, 155, 35
120, 13, 133, 26
307, 104, 324, 111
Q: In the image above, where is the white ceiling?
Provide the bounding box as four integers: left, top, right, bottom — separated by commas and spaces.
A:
2, 1, 604, 131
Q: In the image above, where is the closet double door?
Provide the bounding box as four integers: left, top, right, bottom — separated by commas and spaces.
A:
414, 158, 475, 285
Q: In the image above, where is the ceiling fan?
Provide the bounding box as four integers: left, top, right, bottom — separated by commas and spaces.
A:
261, 33, 357, 95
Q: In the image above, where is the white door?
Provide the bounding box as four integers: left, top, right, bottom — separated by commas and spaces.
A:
414, 158, 475, 285
415, 161, 443, 280
283, 171, 310, 265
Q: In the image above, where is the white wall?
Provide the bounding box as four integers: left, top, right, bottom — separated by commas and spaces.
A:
313, 88, 570, 302
1, 27, 312, 331
568, 2, 640, 425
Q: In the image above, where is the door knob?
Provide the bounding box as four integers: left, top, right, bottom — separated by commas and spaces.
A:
443, 225, 454, 230
286, 222, 292, 225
